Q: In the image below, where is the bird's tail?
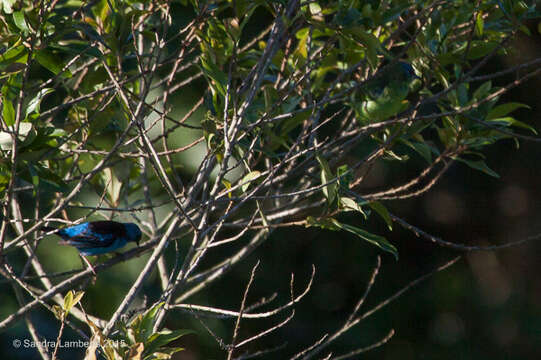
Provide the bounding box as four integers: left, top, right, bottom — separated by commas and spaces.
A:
41, 226, 58, 233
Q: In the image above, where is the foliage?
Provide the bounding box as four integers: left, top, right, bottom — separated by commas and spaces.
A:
0, 0, 540, 358
87, 303, 192, 360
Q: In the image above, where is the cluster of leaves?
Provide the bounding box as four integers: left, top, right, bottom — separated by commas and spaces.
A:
1, 0, 541, 358
196, 0, 538, 256
88, 303, 192, 360
0, 0, 536, 253
54, 292, 191, 360
0, 0, 155, 204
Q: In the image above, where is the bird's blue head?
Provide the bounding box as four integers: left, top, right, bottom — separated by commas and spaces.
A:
125, 223, 142, 245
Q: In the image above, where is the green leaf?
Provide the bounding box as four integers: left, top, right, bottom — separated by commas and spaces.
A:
2, 98, 15, 126
466, 41, 499, 60
356, 31, 383, 68
455, 157, 499, 178
13, 11, 29, 33
309, 3, 321, 15
241, 171, 261, 193
340, 197, 368, 218
136, 302, 164, 342
145, 329, 194, 356
50, 42, 103, 58
62, 290, 84, 313
35, 50, 72, 77
400, 139, 432, 163
456, 83, 468, 106
475, 11, 484, 36
486, 116, 537, 134
305, 217, 398, 259
1, 0, 15, 13
487, 102, 530, 119
305, 216, 341, 231
73, 291, 85, 306
22, 164, 66, 193
102, 167, 122, 206
25, 88, 53, 118
40, 179, 66, 194
199, 58, 227, 96
368, 201, 393, 230
294, 27, 309, 59
333, 219, 398, 259
336, 165, 353, 188
316, 155, 337, 205
222, 179, 232, 198
63, 291, 74, 312
382, 149, 409, 161
0, 44, 27, 64
473, 81, 491, 101
151, 348, 185, 358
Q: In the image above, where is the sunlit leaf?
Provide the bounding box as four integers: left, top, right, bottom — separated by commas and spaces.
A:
340, 197, 368, 218
316, 155, 337, 205
101, 167, 122, 206
475, 12, 484, 36
13, 11, 29, 33
1, 0, 15, 13
241, 171, 261, 193
25, 88, 54, 118
2, 98, 15, 126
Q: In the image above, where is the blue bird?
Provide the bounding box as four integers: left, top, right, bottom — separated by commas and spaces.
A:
42, 221, 142, 273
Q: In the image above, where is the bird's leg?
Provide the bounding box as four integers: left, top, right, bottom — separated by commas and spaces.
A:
80, 255, 97, 276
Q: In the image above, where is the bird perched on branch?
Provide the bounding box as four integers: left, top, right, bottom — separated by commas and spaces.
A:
355, 61, 420, 123
42, 221, 142, 274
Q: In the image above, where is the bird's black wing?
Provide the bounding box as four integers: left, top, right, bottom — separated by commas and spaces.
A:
87, 221, 127, 238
